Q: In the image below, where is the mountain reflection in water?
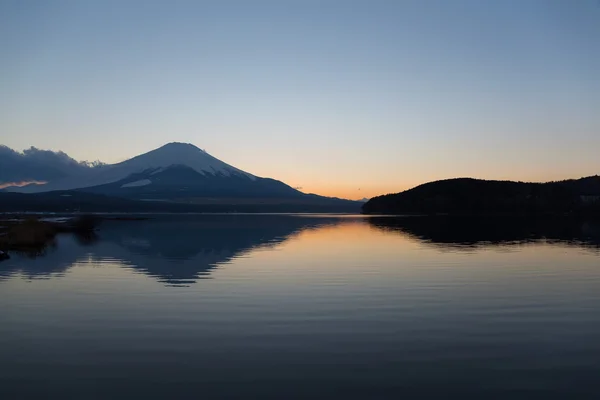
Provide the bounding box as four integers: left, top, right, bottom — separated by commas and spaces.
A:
0, 215, 341, 285
1, 215, 599, 286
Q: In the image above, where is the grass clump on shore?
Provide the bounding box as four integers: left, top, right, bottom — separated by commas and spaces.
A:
0, 218, 57, 256
0, 215, 100, 257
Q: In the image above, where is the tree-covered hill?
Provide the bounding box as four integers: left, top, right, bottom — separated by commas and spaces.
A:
362, 176, 600, 215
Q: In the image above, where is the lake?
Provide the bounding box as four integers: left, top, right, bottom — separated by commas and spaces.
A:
1, 215, 600, 399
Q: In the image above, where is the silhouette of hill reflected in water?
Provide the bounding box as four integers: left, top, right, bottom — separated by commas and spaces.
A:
0, 215, 344, 286
368, 216, 600, 252
3, 215, 600, 286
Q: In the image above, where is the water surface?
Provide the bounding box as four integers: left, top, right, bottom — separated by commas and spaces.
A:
1, 215, 600, 399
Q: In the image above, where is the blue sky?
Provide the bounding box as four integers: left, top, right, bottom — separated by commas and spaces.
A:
1, 0, 599, 198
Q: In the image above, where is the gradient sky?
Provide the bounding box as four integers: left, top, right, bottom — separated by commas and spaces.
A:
1, 0, 599, 199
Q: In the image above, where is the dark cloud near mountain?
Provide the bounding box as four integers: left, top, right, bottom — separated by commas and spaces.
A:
0, 145, 104, 185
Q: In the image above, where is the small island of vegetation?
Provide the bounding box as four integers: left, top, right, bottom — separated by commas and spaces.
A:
0, 215, 102, 258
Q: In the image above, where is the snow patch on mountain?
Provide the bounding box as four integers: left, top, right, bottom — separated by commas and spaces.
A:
121, 179, 152, 188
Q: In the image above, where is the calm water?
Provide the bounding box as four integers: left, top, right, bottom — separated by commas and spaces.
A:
1, 215, 600, 399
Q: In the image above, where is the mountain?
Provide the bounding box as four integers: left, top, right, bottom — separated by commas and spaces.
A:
362, 176, 600, 215
13, 143, 262, 193
42, 142, 303, 200
4, 143, 359, 210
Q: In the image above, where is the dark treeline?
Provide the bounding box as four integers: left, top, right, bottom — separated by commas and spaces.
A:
363, 176, 600, 215
0, 191, 361, 213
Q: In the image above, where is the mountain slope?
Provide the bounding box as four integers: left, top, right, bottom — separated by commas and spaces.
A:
75, 164, 302, 200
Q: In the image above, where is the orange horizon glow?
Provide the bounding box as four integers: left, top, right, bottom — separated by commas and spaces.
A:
300, 170, 600, 200
4, 175, 598, 201
301, 185, 402, 201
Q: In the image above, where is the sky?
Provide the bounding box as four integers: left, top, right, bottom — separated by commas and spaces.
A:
1, 0, 599, 200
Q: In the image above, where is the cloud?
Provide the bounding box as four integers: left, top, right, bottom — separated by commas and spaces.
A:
0, 145, 104, 185
21, 146, 81, 166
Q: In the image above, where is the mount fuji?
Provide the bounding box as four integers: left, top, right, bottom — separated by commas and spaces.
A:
6, 143, 358, 211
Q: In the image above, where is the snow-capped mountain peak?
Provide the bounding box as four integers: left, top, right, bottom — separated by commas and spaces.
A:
117, 142, 255, 180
